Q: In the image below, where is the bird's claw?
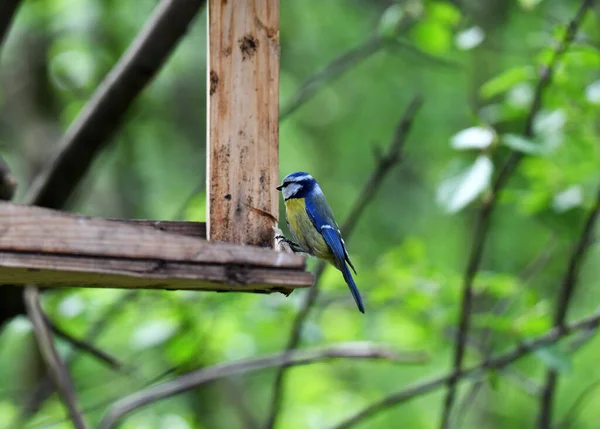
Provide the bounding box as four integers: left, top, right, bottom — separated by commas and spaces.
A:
275, 235, 310, 254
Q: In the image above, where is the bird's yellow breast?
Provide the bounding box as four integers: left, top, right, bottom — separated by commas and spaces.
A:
284, 198, 333, 260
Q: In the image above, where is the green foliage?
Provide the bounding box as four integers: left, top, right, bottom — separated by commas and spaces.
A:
0, 0, 599, 428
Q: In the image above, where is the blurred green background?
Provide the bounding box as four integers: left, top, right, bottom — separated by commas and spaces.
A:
0, 0, 599, 428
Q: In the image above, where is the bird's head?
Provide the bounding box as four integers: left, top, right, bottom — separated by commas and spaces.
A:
276, 172, 318, 200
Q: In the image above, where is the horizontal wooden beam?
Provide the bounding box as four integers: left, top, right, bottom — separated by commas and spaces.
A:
0, 203, 313, 293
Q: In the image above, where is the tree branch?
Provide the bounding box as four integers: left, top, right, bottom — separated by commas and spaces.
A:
24, 287, 87, 429
97, 342, 426, 429
279, 9, 421, 122
21, 291, 137, 421
330, 308, 600, 429
439, 1, 594, 426
47, 317, 123, 370
538, 184, 600, 428
453, 236, 556, 424
263, 96, 423, 429
280, 36, 386, 121
0, 0, 21, 49
23, 0, 207, 209
0, 154, 16, 202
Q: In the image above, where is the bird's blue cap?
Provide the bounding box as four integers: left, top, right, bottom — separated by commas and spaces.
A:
276, 172, 313, 190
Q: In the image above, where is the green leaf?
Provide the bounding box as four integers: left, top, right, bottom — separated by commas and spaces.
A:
480, 66, 536, 99
451, 126, 496, 150
552, 185, 584, 213
585, 80, 600, 104
534, 345, 573, 373
474, 313, 513, 333
455, 26, 485, 51
437, 155, 494, 213
487, 369, 500, 390
514, 309, 551, 335
518, 0, 544, 10
131, 319, 178, 349
411, 20, 452, 55
378, 4, 405, 39
428, 2, 461, 26
502, 134, 545, 155
474, 271, 520, 298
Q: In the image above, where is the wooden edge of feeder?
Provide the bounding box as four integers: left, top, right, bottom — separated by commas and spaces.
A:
0, 202, 314, 293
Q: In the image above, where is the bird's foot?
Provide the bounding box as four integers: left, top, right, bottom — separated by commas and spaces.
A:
275, 235, 311, 254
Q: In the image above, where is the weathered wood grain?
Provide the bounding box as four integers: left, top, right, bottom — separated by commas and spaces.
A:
109, 219, 207, 239
0, 253, 311, 293
0, 203, 298, 268
207, 0, 280, 246
0, 202, 313, 292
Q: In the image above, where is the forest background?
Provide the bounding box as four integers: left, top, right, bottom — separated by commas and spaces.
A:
0, 0, 599, 428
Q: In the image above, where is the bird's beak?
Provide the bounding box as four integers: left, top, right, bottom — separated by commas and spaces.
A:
276, 184, 283, 191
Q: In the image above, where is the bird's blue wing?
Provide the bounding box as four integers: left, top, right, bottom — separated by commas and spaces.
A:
305, 195, 364, 313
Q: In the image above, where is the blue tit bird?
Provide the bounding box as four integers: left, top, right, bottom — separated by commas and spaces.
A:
276, 172, 364, 313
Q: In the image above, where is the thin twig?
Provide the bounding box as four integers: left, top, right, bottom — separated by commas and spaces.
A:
389, 39, 461, 70
538, 184, 600, 428
23, 0, 207, 209
20, 291, 137, 422
97, 342, 426, 429
47, 317, 122, 370
439, 2, 594, 426
0, 154, 17, 200
330, 307, 600, 429
263, 96, 423, 429
454, 381, 483, 428
24, 287, 88, 429
279, 10, 417, 123
453, 235, 556, 425
280, 36, 385, 121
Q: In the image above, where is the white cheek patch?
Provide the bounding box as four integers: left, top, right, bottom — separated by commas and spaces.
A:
283, 183, 302, 199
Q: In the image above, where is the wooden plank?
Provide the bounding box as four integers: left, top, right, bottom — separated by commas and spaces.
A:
110, 219, 207, 239
0, 253, 311, 293
0, 202, 312, 292
207, 0, 280, 246
0, 202, 301, 268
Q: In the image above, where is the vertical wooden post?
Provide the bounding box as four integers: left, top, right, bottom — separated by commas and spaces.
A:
207, 0, 280, 247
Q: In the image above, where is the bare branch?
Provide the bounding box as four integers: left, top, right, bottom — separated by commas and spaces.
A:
47, 317, 123, 370
538, 184, 600, 427
97, 342, 427, 429
280, 36, 386, 121
23, 0, 207, 209
279, 9, 422, 123
0, 0, 21, 49
24, 287, 87, 429
330, 308, 600, 429
440, 1, 595, 426
264, 96, 423, 429
453, 235, 556, 424
0, 154, 17, 201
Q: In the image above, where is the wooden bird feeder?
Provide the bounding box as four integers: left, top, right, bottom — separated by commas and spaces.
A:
0, 0, 314, 294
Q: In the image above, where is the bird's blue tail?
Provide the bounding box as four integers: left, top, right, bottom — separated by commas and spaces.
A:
341, 263, 365, 313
